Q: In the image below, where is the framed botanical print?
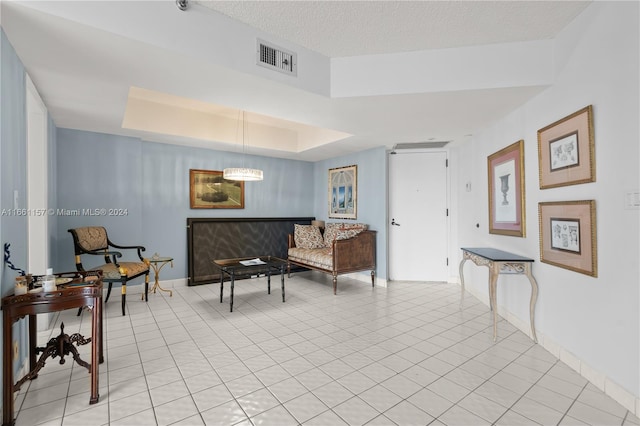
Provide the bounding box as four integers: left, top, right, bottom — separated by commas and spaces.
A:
189, 169, 244, 209
538, 105, 595, 189
328, 165, 357, 219
539, 200, 597, 277
488, 140, 526, 237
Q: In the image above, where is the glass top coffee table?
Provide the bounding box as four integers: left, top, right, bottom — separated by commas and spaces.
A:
212, 256, 287, 312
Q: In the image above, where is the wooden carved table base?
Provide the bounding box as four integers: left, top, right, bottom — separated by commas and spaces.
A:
15, 322, 92, 392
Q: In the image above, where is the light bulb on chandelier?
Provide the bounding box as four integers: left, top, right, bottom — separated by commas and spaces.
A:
223, 110, 264, 181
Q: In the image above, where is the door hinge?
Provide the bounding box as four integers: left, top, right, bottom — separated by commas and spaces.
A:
445, 159, 448, 167
446, 208, 449, 216
446, 258, 449, 266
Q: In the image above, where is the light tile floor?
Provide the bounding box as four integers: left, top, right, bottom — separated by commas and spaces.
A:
12, 272, 640, 426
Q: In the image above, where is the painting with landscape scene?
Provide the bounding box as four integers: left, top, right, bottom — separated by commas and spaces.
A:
190, 169, 244, 209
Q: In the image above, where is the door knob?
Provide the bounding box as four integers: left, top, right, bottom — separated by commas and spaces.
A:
391, 219, 401, 226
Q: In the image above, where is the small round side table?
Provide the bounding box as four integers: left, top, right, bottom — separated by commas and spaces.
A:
148, 256, 173, 297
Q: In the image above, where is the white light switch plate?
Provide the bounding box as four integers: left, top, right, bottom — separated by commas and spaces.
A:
625, 191, 639, 210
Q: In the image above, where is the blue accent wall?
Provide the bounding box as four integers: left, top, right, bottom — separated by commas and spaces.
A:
55, 128, 316, 280
1, 29, 27, 290
1, 28, 27, 404
313, 147, 388, 279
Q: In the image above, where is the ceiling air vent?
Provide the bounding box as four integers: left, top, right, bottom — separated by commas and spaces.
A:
393, 141, 451, 150
257, 39, 297, 76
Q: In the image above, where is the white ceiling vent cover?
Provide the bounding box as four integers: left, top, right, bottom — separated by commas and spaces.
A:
257, 39, 297, 76
393, 141, 451, 150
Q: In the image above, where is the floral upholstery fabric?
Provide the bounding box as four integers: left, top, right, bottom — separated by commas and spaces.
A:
74, 226, 108, 251
90, 262, 149, 280
71, 226, 149, 280
294, 224, 325, 249
288, 247, 333, 270
323, 222, 368, 247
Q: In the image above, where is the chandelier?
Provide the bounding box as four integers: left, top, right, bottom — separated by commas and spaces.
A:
223, 111, 264, 181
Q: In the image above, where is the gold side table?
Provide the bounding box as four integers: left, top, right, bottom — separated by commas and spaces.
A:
148, 256, 173, 297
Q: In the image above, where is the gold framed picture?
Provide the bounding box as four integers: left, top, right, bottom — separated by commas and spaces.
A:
538, 105, 595, 189
189, 169, 244, 209
538, 200, 597, 277
488, 140, 526, 237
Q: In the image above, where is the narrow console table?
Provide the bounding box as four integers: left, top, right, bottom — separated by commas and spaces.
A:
2, 271, 103, 426
459, 247, 538, 343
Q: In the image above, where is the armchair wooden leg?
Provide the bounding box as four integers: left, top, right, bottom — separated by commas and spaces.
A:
145, 274, 149, 302
104, 283, 113, 303
121, 284, 126, 316
332, 274, 337, 295
371, 271, 375, 287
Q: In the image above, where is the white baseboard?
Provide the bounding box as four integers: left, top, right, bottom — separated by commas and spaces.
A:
343, 272, 387, 288
156, 278, 188, 288
459, 281, 640, 417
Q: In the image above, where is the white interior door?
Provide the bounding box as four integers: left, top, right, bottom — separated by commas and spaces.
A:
389, 151, 448, 281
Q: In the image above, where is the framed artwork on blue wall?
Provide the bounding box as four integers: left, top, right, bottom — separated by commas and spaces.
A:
328, 165, 357, 219
190, 169, 244, 209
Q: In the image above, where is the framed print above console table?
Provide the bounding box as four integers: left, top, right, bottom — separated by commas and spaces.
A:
538, 105, 595, 189
488, 140, 526, 237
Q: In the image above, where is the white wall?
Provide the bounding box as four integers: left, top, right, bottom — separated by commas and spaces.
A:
455, 0, 639, 408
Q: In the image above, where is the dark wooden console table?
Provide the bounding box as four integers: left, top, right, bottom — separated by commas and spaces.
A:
2, 271, 103, 426
459, 248, 538, 343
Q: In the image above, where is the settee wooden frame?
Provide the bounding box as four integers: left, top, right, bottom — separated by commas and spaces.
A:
287, 230, 376, 294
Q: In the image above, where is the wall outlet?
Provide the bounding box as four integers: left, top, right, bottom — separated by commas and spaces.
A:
625, 191, 639, 210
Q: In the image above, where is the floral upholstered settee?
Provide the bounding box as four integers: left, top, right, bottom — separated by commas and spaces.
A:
287, 222, 376, 294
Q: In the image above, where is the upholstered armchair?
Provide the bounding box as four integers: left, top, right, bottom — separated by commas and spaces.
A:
68, 226, 150, 316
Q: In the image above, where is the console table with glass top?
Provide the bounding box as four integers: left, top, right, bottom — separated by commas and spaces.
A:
213, 256, 287, 312
2, 271, 103, 426
459, 247, 539, 343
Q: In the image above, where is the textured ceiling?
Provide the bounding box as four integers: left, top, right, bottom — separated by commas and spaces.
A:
197, 1, 590, 57
2, 1, 592, 161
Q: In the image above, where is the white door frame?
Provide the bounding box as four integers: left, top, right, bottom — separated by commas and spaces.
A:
26, 74, 51, 330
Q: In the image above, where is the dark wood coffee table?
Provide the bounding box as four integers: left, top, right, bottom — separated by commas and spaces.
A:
213, 256, 287, 312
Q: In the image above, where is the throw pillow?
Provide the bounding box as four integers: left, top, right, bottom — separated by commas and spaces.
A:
324, 222, 368, 246
294, 224, 324, 249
